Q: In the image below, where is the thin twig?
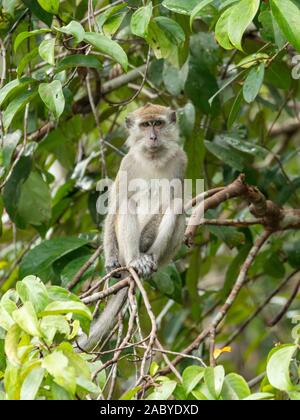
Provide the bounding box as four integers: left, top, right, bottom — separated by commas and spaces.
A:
224, 269, 300, 346
80, 266, 128, 298
82, 277, 131, 304
267, 277, 300, 327
68, 245, 103, 290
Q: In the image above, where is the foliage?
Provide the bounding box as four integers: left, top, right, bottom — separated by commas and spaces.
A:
0, 0, 300, 400
0, 275, 104, 400
144, 318, 300, 400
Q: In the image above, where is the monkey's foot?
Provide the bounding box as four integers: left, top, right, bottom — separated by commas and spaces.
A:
129, 254, 157, 278
105, 259, 122, 278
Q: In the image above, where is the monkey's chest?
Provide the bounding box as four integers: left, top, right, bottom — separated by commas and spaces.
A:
130, 181, 169, 228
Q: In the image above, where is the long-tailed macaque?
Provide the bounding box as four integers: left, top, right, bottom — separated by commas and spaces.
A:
104, 103, 187, 276
79, 104, 187, 351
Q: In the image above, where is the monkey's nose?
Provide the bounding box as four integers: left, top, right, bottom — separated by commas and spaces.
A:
150, 134, 158, 141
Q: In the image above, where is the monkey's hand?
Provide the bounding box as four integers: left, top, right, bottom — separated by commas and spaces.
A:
105, 258, 122, 278
129, 254, 157, 278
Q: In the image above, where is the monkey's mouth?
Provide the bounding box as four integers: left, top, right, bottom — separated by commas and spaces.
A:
147, 143, 161, 151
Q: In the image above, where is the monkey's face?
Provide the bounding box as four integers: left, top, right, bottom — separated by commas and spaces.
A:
126, 105, 178, 152
138, 119, 167, 150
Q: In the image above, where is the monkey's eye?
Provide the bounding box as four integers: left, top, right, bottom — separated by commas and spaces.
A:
154, 120, 163, 127
141, 122, 151, 128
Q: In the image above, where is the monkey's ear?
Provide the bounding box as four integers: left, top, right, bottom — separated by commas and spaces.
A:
170, 111, 177, 123
125, 116, 133, 129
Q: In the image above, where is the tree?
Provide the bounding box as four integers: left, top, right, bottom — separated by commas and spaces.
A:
0, 0, 300, 400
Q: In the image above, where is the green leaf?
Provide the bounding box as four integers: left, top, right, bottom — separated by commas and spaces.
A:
182, 366, 205, 395
17, 276, 49, 313
96, 3, 127, 30
192, 389, 209, 400
20, 367, 45, 400
38, 38, 55, 65
17, 48, 39, 78
17, 171, 52, 227
209, 225, 245, 248
39, 80, 65, 119
288, 391, 300, 400
204, 366, 225, 399
42, 351, 76, 395
163, 61, 188, 96
270, 0, 300, 51
185, 59, 219, 114
228, 0, 260, 51
89, 360, 106, 389
22, 0, 53, 26
4, 323, 21, 365
77, 376, 99, 394
0, 77, 33, 107
3, 153, 32, 225
50, 381, 73, 400
205, 140, 245, 171
151, 263, 182, 303
14, 29, 51, 52
243, 392, 274, 400
215, 6, 234, 50
227, 89, 243, 129
37, 0, 59, 14
59, 342, 91, 380
12, 302, 41, 337
221, 373, 251, 400
19, 236, 89, 282
216, 135, 266, 157
2, 89, 38, 131
284, 240, 300, 268
162, 0, 199, 15
41, 301, 92, 320
237, 53, 269, 69
146, 380, 177, 400
265, 61, 291, 90
190, 0, 214, 27
47, 286, 81, 303
266, 345, 297, 392
131, 3, 153, 38
3, 0, 19, 15
84, 32, 128, 71
98, 6, 127, 36
120, 386, 143, 400
55, 21, 85, 44
40, 315, 70, 344
243, 64, 265, 103
154, 16, 185, 47
2, 131, 21, 168
56, 55, 102, 72
0, 306, 15, 331
60, 250, 96, 289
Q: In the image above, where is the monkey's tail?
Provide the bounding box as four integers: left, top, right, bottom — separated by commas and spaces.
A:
76, 288, 128, 352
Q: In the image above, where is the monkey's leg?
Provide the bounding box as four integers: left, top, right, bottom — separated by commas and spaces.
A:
148, 204, 185, 265
118, 211, 157, 277
104, 214, 121, 274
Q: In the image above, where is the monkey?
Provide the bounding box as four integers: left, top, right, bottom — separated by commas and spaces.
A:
78, 104, 187, 351
104, 103, 187, 278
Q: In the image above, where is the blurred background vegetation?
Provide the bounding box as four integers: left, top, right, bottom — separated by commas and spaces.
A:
1, 0, 300, 400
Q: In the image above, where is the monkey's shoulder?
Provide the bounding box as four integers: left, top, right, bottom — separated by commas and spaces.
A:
176, 147, 188, 167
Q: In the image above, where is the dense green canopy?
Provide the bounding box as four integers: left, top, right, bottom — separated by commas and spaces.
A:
0, 0, 300, 400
